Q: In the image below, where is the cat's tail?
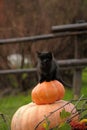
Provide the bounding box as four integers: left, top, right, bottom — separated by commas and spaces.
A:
57, 78, 71, 88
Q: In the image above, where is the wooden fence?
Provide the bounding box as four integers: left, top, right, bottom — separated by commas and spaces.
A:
0, 22, 87, 99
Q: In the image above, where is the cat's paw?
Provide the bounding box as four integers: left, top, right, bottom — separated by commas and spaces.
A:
39, 79, 45, 83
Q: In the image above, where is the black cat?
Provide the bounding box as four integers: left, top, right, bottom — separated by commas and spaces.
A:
37, 51, 71, 87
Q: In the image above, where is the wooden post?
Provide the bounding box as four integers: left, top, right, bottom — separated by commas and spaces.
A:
73, 35, 82, 99
73, 68, 82, 99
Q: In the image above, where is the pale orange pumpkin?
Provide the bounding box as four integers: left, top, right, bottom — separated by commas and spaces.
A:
11, 100, 78, 130
31, 80, 65, 105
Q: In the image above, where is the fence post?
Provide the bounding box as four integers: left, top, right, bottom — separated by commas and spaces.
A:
73, 68, 82, 99
73, 35, 82, 99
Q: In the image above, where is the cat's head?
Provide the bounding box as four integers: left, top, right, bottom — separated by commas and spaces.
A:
37, 51, 52, 65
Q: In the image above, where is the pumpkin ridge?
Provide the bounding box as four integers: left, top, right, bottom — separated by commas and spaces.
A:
32, 80, 65, 104
54, 80, 65, 100
51, 81, 59, 100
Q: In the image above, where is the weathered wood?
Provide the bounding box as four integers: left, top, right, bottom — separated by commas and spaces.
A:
0, 31, 87, 44
58, 59, 87, 67
73, 35, 82, 99
73, 69, 82, 99
52, 23, 87, 32
0, 68, 37, 75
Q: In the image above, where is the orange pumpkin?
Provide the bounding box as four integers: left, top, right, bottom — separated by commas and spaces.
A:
31, 80, 65, 105
11, 100, 78, 130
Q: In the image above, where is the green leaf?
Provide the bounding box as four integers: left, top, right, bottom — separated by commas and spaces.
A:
43, 116, 50, 130
58, 122, 71, 130
60, 109, 71, 119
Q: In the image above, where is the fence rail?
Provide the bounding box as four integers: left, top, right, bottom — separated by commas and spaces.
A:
0, 59, 87, 75
0, 31, 87, 44
0, 68, 36, 75
52, 22, 87, 32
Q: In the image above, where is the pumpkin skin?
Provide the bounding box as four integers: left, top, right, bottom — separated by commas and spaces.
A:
31, 80, 65, 105
11, 100, 78, 130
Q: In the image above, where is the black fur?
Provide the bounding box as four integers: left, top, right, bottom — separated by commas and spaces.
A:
37, 51, 71, 87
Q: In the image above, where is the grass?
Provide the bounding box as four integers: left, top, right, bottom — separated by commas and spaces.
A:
0, 68, 87, 130
64, 68, 87, 100
0, 93, 32, 130
82, 68, 87, 96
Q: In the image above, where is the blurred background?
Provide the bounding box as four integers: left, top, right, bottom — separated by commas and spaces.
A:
0, 0, 87, 97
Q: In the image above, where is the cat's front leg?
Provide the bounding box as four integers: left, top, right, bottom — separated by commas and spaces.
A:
39, 75, 46, 83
